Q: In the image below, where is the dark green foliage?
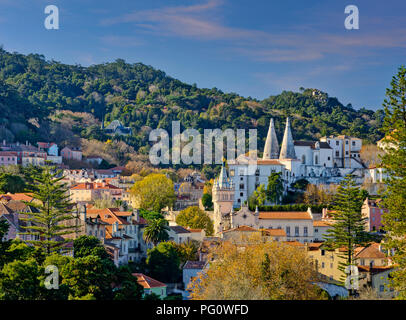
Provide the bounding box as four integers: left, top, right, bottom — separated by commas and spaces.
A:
291, 178, 309, 191
60, 255, 116, 300
113, 265, 144, 300
0, 258, 42, 300
146, 241, 182, 283
0, 173, 26, 193
0, 48, 383, 153
266, 172, 284, 204
201, 193, 213, 210
73, 235, 110, 260
139, 208, 164, 221
252, 204, 327, 213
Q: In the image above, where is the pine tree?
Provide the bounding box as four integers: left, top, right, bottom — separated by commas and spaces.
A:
380, 65, 406, 298
19, 166, 78, 255
323, 175, 370, 295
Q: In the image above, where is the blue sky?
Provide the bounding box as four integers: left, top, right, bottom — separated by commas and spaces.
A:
0, 0, 405, 110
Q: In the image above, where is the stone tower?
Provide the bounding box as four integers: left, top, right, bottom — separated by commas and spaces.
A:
279, 117, 296, 159
263, 118, 279, 159
212, 161, 235, 235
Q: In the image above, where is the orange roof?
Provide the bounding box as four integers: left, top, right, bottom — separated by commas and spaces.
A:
313, 220, 332, 227
307, 242, 324, 250
284, 241, 305, 247
257, 159, 283, 165
262, 228, 286, 237
355, 243, 387, 259
0, 193, 33, 202
133, 273, 166, 289
87, 208, 129, 226
70, 182, 120, 190
259, 211, 312, 220
188, 228, 203, 233
222, 226, 258, 233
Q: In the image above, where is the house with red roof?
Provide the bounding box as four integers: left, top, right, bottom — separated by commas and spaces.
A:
86, 208, 148, 265
69, 182, 123, 203
133, 273, 167, 299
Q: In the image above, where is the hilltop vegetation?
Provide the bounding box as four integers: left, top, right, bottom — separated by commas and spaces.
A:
0, 48, 384, 162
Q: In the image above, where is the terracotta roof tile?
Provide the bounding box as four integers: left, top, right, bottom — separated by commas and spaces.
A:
259, 211, 312, 220
133, 273, 166, 289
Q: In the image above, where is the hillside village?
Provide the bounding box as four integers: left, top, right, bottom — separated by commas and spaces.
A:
0, 114, 397, 300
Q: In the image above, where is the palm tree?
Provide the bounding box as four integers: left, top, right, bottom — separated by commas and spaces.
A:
143, 218, 170, 246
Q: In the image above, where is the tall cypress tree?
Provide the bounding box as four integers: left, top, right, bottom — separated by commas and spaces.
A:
323, 175, 369, 294
381, 65, 406, 298
19, 166, 78, 255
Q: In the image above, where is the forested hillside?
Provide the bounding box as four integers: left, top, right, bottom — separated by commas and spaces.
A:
0, 48, 384, 157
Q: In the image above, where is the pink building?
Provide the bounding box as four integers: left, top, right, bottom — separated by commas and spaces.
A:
61, 146, 82, 161
362, 198, 387, 232
0, 152, 18, 166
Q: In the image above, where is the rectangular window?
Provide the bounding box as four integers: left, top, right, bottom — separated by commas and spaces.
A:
286, 226, 290, 235
295, 226, 299, 236
335, 151, 339, 157
304, 227, 308, 236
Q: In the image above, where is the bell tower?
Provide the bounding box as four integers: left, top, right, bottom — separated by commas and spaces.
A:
212, 161, 235, 234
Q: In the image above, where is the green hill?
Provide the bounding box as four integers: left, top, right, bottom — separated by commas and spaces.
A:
0, 48, 384, 155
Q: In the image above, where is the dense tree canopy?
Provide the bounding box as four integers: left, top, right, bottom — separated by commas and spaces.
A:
0, 48, 384, 157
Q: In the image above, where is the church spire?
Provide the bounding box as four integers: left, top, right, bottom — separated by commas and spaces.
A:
279, 117, 296, 159
263, 118, 279, 159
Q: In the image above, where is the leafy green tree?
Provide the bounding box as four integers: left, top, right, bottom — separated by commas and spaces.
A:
380, 65, 406, 298
73, 235, 110, 260
61, 255, 115, 300
0, 173, 26, 193
113, 265, 143, 300
175, 206, 214, 236
248, 184, 267, 209
201, 193, 213, 210
146, 241, 181, 283
323, 175, 370, 295
143, 218, 170, 246
19, 166, 78, 255
0, 258, 41, 300
40, 253, 72, 300
130, 173, 176, 212
139, 208, 164, 221
266, 173, 284, 204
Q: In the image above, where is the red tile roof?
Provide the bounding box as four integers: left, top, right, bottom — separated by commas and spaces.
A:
0, 193, 33, 202
70, 182, 120, 190
259, 211, 312, 220
133, 273, 166, 288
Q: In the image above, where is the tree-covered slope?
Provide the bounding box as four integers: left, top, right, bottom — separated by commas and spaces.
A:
0, 48, 384, 153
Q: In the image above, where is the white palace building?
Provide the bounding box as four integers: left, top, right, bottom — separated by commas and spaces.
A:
211, 117, 384, 238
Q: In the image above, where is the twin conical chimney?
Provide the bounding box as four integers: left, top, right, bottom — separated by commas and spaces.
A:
263, 118, 279, 160
279, 117, 296, 160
